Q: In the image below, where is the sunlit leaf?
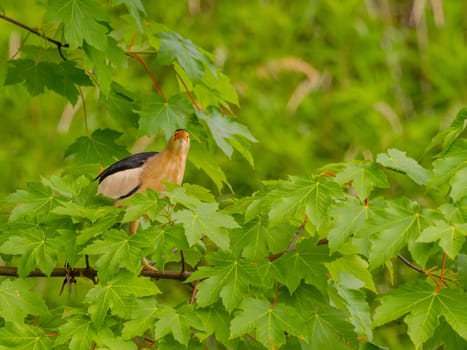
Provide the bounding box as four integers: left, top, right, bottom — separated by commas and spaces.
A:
417, 220, 467, 259
376, 148, 429, 185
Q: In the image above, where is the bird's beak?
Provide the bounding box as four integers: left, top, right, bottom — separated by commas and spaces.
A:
174, 129, 190, 142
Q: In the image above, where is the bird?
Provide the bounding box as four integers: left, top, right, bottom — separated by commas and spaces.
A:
94, 129, 190, 269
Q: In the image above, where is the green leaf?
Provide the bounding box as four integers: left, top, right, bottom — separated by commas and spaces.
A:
121, 190, 160, 223
283, 285, 358, 350
263, 175, 343, 227
193, 70, 239, 109
327, 198, 368, 253
231, 219, 270, 260
326, 255, 376, 292
55, 313, 98, 350
429, 139, 467, 201
173, 202, 239, 249
330, 273, 373, 341
156, 31, 213, 81
417, 220, 467, 259
198, 109, 257, 163
7, 182, 57, 221
0, 279, 49, 323
376, 148, 429, 185
335, 162, 389, 200
374, 282, 467, 347
197, 304, 234, 347
112, 0, 146, 30
136, 94, 193, 139
188, 142, 230, 191
5, 59, 92, 104
275, 239, 330, 293
155, 305, 203, 346
122, 298, 158, 340
426, 108, 467, 156
65, 128, 129, 165
45, 0, 109, 50
86, 271, 160, 328
450, 166, 467, 202
187, 252, 256, 312
367, 198, 423, 269
81, 229, 146, 280
0, 227, 60, 276
0, 322, 53, 350
230, 298, 306, 349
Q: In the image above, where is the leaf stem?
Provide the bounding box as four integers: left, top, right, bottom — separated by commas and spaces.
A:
435, 253, 447, 293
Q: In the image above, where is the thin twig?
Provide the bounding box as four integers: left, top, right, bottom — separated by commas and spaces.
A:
0, 14, 69, 60
397, 254, 425, 274
267, 217, 308, 262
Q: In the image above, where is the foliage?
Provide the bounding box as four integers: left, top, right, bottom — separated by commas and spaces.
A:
0, 1, 466, 350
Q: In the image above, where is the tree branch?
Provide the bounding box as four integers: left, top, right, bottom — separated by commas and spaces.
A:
0, 13, 69, 60
0, 265, 192, 282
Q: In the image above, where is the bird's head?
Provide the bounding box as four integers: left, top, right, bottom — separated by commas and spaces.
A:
165, 129, 190, 155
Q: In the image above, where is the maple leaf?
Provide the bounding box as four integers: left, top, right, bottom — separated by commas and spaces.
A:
136, 94, 193, 139
366, 198, 424, 269
376, 148, 429, 185
0, 279, 49, 323
86, 272, 160, 328
197, 109, 257, 164
262, 175, 343, 227
45, 0, 109, 50
417, 220, 467, 259
0, 227, 61, 276
154, 305, 204, 346
327, 198, 369, 253
65, 129, 129, 165
0, 322, 53, 350
335, 162, 389, 200
156, 31, 213, 81
5, 59, 92, 104
230, 298, 306, 349
374, 281, 467, 347
7, 181, 57, 221
81, 229, 147, 281
187, 252, 256, 312
329, 273, 373, 341
172, 202, 239, 250
275, 238, 330, 293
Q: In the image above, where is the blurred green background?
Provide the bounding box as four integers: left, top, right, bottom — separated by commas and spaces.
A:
1, 1, 466, 199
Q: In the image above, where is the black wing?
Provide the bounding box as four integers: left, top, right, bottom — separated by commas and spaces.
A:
94, 152, 158, 183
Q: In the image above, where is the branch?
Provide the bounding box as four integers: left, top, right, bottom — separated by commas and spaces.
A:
0, 265, 192, 282
0, 13, 69, 60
